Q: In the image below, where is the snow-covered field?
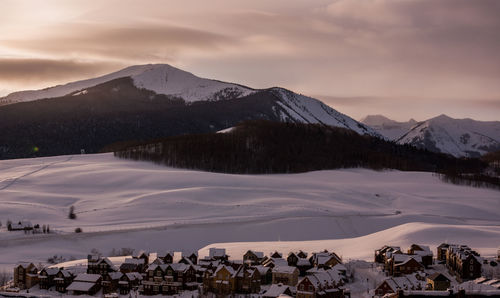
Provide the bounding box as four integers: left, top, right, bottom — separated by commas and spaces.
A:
0, 153, 499, 271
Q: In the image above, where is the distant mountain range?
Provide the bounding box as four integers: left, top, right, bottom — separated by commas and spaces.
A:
361, 114, 500, 157
0, 64, 377, 159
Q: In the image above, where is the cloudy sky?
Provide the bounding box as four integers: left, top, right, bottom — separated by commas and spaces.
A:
1, 0, 499, 121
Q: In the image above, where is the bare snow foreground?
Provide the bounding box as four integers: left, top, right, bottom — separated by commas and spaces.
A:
0, 153, 499, 271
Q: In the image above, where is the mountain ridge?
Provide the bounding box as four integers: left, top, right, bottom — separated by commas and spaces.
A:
362, 114, 500, 157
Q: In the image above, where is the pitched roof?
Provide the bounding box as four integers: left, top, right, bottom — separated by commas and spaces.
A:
427, 273, 450, 282
253, 265, 271, 275
263, 283, 292, 297
273, 266, 298, 274
246, 250, 264, 258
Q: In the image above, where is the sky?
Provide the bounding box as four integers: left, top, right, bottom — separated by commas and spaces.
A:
1, 0, 499, 121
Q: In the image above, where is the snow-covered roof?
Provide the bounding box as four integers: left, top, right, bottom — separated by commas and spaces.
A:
41, 267, 59, 276
273, 266, 298, 274
263, 283, 291, 297
253, 265, 271, 275
108, 272, 123, 280
122, 257, 144, 265
16, 262, 34, 268
297, 258, 311, 266
265, 258, 288, 267
381, 274, 424, 291
215, 265, 235, 276
67, 281, 95, 292
246, 250, 264, 258
74, 273, 101, 283
170, 263, 189, 272
392, 254, 422, 264
125, 272, 143, 281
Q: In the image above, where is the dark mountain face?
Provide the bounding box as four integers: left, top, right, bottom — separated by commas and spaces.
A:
0, 77, 285, 159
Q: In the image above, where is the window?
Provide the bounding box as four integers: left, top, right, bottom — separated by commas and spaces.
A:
470, 265, 474, 271
300, 284, 304, 290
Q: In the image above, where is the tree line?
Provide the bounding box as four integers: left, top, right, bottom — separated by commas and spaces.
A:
113, 121, 499, 189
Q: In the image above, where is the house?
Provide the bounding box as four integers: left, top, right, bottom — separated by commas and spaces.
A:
66, 273, 102, 296
408, 244, 434, 268
38, 267, 59, 289
437, 243, 450, 262
54, 269, 74, 293
203, 264, 236, 295
118, 272, 142, 295
234, 265, 261, 293
392, 256, 424, 276
271, 251, 283, 258
161, 251, 174, 264
8, 221, 33, 231
13, 262, 38, 289
254, 265, 273, 284
426, 272, 451, 291
209, 248, 229, 261
142, 262, 198, 295
375, 245, 402, 264
102, 271, 123, 294
296, 268, 345, 298
310, 251, 342, 269
446, 245, 482, 281
287, 252, 299, 267
297, 258, 314, 276
184, 251, 198, 265
244, 250, 265, 265
272, 265, 299, 286
87, 254, 118, 275
407, 244, 433, 267
297, 251, 308, 258
263, 283, 294, 298
143, 264, 166, 295
120, 257, 145, 273
374, 274, 423, 297
132, 250, 149, 265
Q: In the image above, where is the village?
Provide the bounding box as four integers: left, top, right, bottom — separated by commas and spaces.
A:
2, 242, 500, 298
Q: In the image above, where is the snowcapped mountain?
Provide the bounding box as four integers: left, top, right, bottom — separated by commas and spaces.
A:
360, 115, 417, 140
396, 114, 500, 157
0, 64, 378, 159
0, 64, 255, 105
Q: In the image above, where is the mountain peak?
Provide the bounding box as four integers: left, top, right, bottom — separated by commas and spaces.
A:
0, 63, 254, 104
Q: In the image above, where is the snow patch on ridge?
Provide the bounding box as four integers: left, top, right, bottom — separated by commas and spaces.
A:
272, 88, 380, 136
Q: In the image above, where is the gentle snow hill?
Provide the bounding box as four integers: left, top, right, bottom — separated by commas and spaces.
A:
199, 223, 500, 261
0, 153, 499, 271
396, 114, 500, 157
0, 64, 254, 104
360, 115, 417, 140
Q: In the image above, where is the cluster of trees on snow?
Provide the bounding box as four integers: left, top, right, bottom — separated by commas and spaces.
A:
114, 121, 499, 189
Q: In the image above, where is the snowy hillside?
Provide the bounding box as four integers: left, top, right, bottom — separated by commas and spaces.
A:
360, 115, 417, 140
397, 114, 500, 157
0, 64, 254, 104
0, 153, 499, 270
274, 88, 379, 136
